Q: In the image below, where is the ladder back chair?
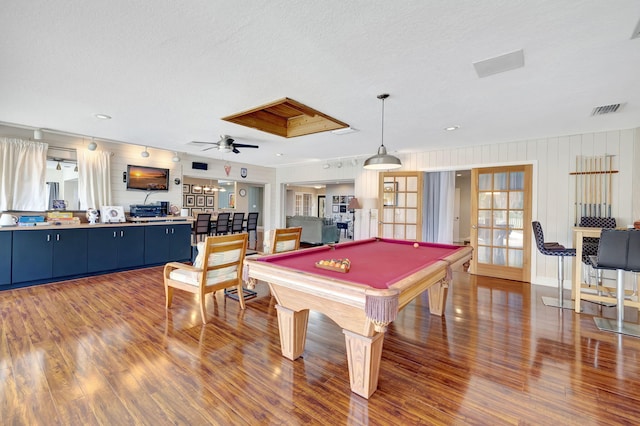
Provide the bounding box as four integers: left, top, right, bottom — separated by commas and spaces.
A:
214, 212, 231, 235
192, 213, 211, 243
244, 212, 259, 249
163, 233, 248, 324
231, 212, 245, 234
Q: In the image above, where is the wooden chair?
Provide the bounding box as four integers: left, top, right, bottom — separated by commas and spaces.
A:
163, 233, 248, 324
231, 212, 245, 234
192, 213, 211, 243
271, 227, 302, 254
244, 212, 259, 249
214, 212, 231, 235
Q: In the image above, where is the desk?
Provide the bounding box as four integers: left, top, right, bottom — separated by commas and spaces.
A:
245, 238, 472, 398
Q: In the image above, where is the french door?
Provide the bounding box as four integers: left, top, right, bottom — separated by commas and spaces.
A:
378, 172, 423, 240
470, 165, 532, 282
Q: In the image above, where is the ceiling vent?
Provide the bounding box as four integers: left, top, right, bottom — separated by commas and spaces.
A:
591, 103, 622, 116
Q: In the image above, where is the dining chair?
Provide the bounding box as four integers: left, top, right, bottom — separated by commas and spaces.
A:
231, 212, 245, 234
163, 233, 248, 324
192, 213, 211, 243
214, 212, 231, 235
244, 212, 259, 249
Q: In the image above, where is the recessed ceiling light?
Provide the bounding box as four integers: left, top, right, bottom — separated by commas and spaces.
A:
275, 153, 284, 157
444, 125, 460, 131
94, 113, 112, 120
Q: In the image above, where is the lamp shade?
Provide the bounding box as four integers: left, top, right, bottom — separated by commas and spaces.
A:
347, 197, 361, 210
363, 145, 402, 170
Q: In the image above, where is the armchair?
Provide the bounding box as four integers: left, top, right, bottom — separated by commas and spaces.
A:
163, 233, 248, 324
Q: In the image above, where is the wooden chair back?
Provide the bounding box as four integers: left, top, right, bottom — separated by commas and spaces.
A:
163, 233, 248, 323
271, 227, 302, 253
193, 213, 211, 242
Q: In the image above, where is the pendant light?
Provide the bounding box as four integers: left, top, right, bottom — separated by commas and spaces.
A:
363, 93, 402, 170
87, 138, 98, 151
141, 146, 150, 158
56, 161, 62, 171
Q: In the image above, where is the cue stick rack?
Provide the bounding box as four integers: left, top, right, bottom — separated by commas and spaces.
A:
569, 155, 618, 226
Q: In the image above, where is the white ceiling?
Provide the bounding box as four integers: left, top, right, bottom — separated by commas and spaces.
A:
1, 1, 639, 167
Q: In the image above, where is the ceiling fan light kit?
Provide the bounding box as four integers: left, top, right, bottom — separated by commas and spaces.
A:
363, 94, 402, 170
190, 135, 259, 154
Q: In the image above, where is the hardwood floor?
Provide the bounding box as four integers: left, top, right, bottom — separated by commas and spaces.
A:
2, 266, 640, 425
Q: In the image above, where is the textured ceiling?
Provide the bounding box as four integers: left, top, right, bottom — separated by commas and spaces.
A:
1, 1, 639, 167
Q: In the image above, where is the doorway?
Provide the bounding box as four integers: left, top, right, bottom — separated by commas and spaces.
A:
469, 165, 532, 282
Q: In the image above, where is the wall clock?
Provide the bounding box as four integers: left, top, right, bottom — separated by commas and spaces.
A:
239, 188, 247, 197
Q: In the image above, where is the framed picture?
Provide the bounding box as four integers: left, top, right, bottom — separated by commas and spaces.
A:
206, 195, 215, 207
185, 195, 195, 207
340, 205, 347, 213
383, 182, 398, 206
182, 183, 190, 193
332, 205, 339, 213
339, 195, 346, 204
196, 195, 205, 207
228, 194, 235, 208
192, 185, 202, 194
332, 196, 340, 204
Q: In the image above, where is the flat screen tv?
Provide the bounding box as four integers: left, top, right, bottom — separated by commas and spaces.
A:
126, 164, 169, 191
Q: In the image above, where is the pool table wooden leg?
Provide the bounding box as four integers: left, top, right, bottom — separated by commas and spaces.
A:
275, 305, 309, 360
343, 330, 384, 399
428, 279, 449, 316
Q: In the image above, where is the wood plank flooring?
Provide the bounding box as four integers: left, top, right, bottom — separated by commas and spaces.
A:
2, 266, 640, 425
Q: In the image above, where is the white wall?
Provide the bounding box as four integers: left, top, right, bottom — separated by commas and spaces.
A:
278, 127, 639, 287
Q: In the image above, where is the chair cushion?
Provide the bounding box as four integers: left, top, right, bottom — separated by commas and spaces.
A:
173, 242, 241, 286
274, 240, 296, 253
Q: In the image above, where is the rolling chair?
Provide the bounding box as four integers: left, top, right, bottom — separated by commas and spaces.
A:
532, 221, 576, 310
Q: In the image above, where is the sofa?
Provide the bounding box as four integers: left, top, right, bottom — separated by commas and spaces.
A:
286, 216, 340, 245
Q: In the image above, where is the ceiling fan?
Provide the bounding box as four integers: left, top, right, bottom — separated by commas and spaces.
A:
190, 135, 259, 154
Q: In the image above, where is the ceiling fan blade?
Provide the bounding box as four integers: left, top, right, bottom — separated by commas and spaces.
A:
190, 140, 218, 145
232, 143, 259, 149
201, 146, 217, 151
232, 147, 241, 154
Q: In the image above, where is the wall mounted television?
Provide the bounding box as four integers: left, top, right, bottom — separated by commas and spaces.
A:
126, 164, 170, 191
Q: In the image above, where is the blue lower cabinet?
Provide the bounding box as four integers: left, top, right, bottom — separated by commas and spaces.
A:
12, 229, 87, 283
87, 226, 144, 273
0, 232, 12, 286
144, 224, 191, 265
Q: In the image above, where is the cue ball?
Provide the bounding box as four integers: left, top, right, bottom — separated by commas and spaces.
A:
413, 243, 419, 248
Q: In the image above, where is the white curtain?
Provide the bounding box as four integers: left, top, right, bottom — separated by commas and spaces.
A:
422, 171, 455, 243
78, 150, 112, 210
0, 138, 48, 211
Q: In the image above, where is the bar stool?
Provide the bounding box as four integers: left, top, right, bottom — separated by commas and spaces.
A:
532, 221, 576, 310
591, 229, 640, 337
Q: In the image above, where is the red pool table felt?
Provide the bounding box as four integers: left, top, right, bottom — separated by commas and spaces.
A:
257, 238, 466, 290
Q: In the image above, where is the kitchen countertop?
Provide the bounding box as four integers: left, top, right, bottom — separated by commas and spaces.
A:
0, 216, 194, 232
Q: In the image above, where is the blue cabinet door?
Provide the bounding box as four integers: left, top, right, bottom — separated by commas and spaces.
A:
87, 228, 119, 272
0, 232, 12, 286
144, 226, 169, 265
118, 226, 145, 268
52, 229, 88, 277
12, 230, 53, 283
169, 224, 192, 261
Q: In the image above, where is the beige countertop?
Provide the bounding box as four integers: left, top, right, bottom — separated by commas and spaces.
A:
0, 216, 194, 232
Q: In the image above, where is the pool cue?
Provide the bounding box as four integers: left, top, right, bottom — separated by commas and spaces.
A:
608, 155, 613, 218
597, 156, 602, 217
582, 157, 587, 217
603, 155, 608, 219
574, 156, 578, 225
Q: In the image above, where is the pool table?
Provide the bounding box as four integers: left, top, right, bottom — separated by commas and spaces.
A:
245, 237, 472, 398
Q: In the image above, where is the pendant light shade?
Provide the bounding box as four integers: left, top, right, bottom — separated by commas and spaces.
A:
363, 93, 402, 170
87, 138, 98, 151
141, 147, 150, 158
